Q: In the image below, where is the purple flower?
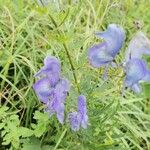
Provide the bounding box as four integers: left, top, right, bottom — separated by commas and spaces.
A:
33, 56, 70, 124
68, 112, 81, 131
125, 32, 150, 62
68, 95, 88, 131
34, 56, 61, 87
33, 77, 52, 104
54, 79, 70, 102
124, 58, 150, 93
46, 79, 70, 124
88, 24, 125, 68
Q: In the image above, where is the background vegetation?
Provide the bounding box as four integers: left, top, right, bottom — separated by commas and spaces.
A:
0, 0, 150, 149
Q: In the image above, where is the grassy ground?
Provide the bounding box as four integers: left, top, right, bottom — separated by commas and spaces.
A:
0, 0, 150, 149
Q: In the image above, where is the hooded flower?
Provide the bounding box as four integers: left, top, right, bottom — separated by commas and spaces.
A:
124, 58, 150, 93
125, 31, 150, 62
68, 95, 88, 131
34, 56, 61, 87
88, 24, 125, 68
33, 56, 70, 124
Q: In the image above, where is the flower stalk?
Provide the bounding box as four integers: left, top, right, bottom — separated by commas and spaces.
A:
48, 13, 81, 94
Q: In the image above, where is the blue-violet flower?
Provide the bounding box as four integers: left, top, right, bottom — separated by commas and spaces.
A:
33, 56, 70, 124
68, 95, 88, 131
125, 31, 150, 62
124, 58, 150, 93
88, 24, 125, 68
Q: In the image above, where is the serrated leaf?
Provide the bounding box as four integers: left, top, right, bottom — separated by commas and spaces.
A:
19, 127, 33, 137
34, 111, 49, 122
21, 137, 41, 150
34, 123, 47, 137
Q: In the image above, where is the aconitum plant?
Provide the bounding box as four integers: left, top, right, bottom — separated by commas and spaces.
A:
33, 24, 150, 131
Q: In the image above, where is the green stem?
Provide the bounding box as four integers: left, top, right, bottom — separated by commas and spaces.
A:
47, 14, 81, 94
38, 1, 81, 94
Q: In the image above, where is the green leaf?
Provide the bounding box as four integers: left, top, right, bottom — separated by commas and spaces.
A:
0, 106, 9, 119
33, 123, 47, 137
42, 145, 55, 150
21, 137, 41, 150
19, 127, 33, 137
33, 111, 49, 122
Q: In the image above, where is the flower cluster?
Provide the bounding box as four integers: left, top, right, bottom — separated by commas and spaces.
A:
88, 24, 150, 93
33, 24, 150, 132
33, 56, 70, 124
33, 56, 88, 131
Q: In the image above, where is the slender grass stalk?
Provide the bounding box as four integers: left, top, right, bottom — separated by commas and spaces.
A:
54, 128, 67, 150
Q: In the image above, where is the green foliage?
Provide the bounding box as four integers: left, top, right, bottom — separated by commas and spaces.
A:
0, 0, 150, 150
21, 138, 41, 150
0, 107, 33, 149
31, 111, 50, 137
0, 107, 54, 149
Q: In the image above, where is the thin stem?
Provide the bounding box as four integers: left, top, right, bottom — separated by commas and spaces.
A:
47, 14, 81, 94
62, 43, 81, 93
38, 2, 81, 94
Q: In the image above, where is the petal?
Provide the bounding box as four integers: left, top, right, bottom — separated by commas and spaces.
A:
78, 95, 87, 114
34, 56, 61, 87
143, 71, 150, 82
68, 112, 81, 131
125, 31, 150, 62
46, 71, 60, 87
56, 103, 65, 124
46, 93, 65, 124
54, 78, 70, 102
56, 78, 70, 92
44, 56, 61, 73
33, 77, 52, 103
80, 114, 88, 129
78, 95, 88, 129
88, 43, 113, 68
95, 24, 125, 57
131, 84, 142, 94
125, 58, 147, 85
